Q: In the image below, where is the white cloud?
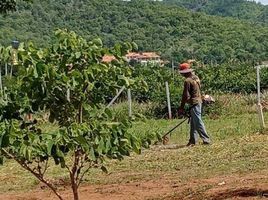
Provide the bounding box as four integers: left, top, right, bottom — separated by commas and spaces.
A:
255, 0, 268, 5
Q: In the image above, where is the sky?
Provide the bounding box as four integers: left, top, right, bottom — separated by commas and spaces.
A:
256, 0, 268, 5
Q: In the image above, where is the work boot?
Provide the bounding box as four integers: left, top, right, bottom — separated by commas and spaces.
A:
186, 142, 195, 147
202, 141, 210, 145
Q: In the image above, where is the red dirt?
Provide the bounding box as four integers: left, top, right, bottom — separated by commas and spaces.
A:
0, 172, 267, 200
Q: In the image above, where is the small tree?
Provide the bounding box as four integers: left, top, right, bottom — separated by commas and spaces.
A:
0, 30, 148, 200
0, 0, 31, 14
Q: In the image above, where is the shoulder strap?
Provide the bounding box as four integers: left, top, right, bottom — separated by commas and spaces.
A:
191, 75, 201, 89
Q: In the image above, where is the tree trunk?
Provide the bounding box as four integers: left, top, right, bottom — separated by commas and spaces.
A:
70, 151, 80, 200
70, 171, 79, 200
72, 181, 79, 200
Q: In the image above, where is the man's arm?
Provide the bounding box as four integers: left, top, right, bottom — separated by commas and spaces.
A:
179, 81, 190, 109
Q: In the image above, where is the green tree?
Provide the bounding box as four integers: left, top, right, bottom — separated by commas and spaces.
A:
0, 29, 149, 200
0, 0, 30, 14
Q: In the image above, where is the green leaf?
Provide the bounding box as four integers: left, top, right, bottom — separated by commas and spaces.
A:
56, 146, 65, 158
37, 50, 44, 59
120, 138, 129, 144
93, 38, 103, 47
113, 137, 119, 145
76, 136, 88, 151
105, 139, 111, 152
131, 42, 138, 51
90, 147, 96, 161
118, 75, 130, 87
94, 136, 99, 145
26, 148, 32, 161
133, 142, 141, 154
21, 145, 27, 158
75, 52, 81, 59
97, 137, 104, 154
59, 157, 66, 168
0, 134, 10, 148
104, 108, 113, 119
47, 140, 54, 155
114, 44, 121, 54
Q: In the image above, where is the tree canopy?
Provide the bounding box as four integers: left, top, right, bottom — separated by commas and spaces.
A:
163, 0, 268, 23
0, 0, 31, 14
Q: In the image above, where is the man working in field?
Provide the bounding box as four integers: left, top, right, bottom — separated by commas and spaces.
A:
178, 62, 211, 146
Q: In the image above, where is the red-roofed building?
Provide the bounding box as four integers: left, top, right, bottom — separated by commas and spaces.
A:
102, 55, 116, 63
102, 52, 162, 65
126, 52, 161, 65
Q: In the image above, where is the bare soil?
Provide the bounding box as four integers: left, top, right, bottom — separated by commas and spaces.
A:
0, 171, 267, 200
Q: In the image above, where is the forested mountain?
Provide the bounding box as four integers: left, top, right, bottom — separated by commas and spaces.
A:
1, 0, 268, 63
163, 0, 268, 23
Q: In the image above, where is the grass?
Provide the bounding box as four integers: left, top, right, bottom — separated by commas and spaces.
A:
0, 95, 267, 195
91, 112, 268, 184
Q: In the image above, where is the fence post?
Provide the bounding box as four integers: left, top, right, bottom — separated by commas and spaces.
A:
10, 64, 13, 77
67, 88, 70, 102
0, 65, 2, 94
172, 60, 175, 80
107, 86, 125, 108
127, 89, 132, 117
256, 66, 265, 129
5, 63, 8, 76
165, 81, 172, 119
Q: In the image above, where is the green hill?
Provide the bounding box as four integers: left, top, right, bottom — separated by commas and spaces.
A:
163, 0, 268, 23
1, 0, 268, 63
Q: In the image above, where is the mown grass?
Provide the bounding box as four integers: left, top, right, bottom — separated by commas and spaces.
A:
0, 95, 267, 194
87, 112, 268, 184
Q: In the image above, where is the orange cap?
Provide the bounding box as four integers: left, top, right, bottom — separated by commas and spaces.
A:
179, 63, 193, 73
179, 63, 190, 70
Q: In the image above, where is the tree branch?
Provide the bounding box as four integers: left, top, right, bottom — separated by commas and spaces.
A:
1, 149, 64, 200
78, 82, 90, 123
78, 165, 90, 187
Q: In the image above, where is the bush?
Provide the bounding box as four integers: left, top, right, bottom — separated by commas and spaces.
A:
196, 63, 258, 94
104, 62, 268, 119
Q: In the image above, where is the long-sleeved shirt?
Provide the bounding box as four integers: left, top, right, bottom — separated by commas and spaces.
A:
181, 74, 202, 107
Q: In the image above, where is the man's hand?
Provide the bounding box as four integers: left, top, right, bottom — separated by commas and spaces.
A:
178, 107, 185, 116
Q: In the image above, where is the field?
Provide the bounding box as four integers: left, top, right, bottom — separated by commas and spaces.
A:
0, 99, 267, 200
2, 2, 268, 200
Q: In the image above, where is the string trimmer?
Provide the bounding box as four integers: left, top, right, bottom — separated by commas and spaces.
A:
162, 109, 191, 145
161, 96, 215, 145
162, 116, 190, 145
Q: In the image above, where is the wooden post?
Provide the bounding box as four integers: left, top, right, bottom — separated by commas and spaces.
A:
10, 64, 13, 77
256, 66, 265, 129
127, 89, 132, 118
67, 88, 70, 102
0, 64, 2, 94
165, 81, 172, 119
5, 63, 8, 76
172, 60, 175, 80
107, 86, 125, 108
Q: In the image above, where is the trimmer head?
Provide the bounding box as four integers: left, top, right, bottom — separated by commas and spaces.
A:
162, 135, 170, 145
160, 117, 189, 146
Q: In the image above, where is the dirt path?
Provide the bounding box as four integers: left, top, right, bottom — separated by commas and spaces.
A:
0, 171, 267, 200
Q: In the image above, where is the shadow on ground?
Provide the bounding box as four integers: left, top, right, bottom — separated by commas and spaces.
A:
149, 144, 187, 151
209, 188, 268, 200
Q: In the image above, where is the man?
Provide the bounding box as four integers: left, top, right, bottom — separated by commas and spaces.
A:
178, 62, 211, 146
